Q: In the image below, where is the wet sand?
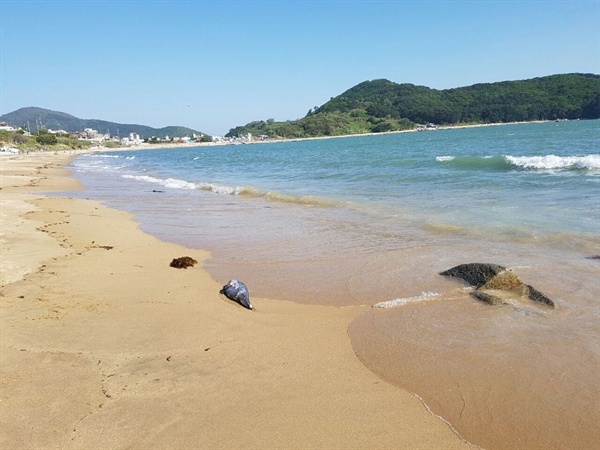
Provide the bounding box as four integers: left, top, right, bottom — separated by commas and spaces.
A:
0, 153, 471, 448
203, 223, 600, 449
350, 294, 600, 450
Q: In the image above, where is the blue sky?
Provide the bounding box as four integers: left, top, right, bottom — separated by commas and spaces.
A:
1, 0, 598, 135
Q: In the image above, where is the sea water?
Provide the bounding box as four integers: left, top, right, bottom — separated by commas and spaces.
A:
69, 120, 599, 449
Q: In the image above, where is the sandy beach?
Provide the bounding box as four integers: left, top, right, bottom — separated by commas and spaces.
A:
0, 152, 473, 448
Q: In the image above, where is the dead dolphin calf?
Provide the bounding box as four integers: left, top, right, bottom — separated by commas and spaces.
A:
440, 263, 555, 308
220, 280, 253, 310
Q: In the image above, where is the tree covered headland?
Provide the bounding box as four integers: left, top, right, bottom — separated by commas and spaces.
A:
0, 107, 208, 140
226, 73, 600, 139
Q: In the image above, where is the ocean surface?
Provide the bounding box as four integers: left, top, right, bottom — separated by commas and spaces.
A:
69, 120, 599, 449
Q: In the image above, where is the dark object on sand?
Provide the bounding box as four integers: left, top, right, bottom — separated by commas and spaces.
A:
170, 256, 198, 269
440, 262, 555, 308
220, 279, 253, 310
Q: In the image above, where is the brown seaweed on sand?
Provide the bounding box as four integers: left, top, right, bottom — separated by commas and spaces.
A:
170, 256, 198, 269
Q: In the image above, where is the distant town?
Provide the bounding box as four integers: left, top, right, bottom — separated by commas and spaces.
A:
0, 121, 262, 153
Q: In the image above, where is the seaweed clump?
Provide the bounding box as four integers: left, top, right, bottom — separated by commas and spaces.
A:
170, 256, 198, 269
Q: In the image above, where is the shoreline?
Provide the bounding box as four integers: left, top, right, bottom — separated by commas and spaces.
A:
242, 119, 556, 145
0, 118, 560, 157
0, 154, 473, 447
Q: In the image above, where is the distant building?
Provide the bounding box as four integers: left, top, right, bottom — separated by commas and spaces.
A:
0, 122, 16, 132
121, 132, 143, 146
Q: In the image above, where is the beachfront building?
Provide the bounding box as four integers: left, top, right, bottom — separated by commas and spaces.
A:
73, 128, 110, 145
0, 122, 16, 132
120, 132, 143, 146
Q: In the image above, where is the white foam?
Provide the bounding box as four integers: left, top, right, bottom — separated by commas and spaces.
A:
198, 183, 246, 195
436, 156, 455, 162
85, 154, 120, 158
120, 174, 246, 194
162, 178, 197, 189
122, 174, 197, 189
506, 154, 600, 170
373, 292, 440, 308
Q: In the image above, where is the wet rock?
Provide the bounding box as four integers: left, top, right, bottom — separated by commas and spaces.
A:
471, 290, 506, 306
480, 269, 523, 290
441, 263, 555, 309
525, 284, 555, 307
439, 263, 508, 288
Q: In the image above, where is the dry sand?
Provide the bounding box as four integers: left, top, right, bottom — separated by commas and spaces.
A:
0, 153, 473, 449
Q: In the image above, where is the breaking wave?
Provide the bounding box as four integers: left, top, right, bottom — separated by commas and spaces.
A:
436, 154, 600, 173
506, 155, 600, 171
120, 174, 335, 206
122, 174, 197, 189
85, 154, 121, 158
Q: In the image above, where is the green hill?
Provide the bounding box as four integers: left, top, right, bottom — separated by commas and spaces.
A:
226, 73, 600, 139
0, 107, 208, 139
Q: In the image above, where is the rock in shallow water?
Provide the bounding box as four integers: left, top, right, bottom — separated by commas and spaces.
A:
439, 263, 508, 288
440, 263, 555, 309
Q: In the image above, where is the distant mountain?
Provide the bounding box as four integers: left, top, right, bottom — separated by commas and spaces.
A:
226, 73, 600, 139
0, 107, 208, 139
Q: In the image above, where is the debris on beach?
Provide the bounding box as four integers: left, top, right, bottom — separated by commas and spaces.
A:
169, 256, 198, 269
219, 279, 253, 310
440, 262, 555, 308
91, 244, 114, 250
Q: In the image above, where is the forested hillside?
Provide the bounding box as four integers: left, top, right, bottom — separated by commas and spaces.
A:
0, 107, 207, 139
226, 73, 599, 139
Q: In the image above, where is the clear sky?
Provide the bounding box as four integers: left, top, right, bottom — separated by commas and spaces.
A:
1, 0, 598, 136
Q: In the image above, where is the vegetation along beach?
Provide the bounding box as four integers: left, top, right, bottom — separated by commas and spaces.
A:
1, 1, 599, 448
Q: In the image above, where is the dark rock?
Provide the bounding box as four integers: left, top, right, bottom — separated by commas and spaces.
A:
525, 284, 555, 307
170, 256, 198, 269
441, 262, 555, 309
439, 263, 508, 288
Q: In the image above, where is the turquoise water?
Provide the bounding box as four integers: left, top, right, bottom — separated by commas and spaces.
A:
71, 119, 599, 261
70, 120, 599, 304
70, 119, 600, 449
